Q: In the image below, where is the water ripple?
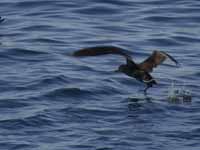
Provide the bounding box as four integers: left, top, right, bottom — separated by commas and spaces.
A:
0, 0, 200, 149
0, 113, 54, 130
43, 87, 93, 99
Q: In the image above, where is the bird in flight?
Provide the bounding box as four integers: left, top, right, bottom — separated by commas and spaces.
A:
73, 46, 179, 93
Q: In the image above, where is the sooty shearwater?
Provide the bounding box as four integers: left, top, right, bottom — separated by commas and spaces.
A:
73, 46, 179, 93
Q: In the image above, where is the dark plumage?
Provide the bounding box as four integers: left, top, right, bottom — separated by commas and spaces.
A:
73, 46, 179, 92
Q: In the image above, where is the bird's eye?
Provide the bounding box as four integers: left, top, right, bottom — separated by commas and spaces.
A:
143, 75, 147, 79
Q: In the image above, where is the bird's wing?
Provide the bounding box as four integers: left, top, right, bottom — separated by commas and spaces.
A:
73, 46, 136, 63
139, 51, 179, 72
73, 46, 129, 58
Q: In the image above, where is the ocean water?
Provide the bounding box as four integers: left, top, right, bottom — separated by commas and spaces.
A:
0, 0, 200, 149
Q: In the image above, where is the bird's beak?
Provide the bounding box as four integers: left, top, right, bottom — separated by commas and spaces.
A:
114, 69, 120, 73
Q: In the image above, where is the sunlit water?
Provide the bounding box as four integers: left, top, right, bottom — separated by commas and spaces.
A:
0, 0, 200, 150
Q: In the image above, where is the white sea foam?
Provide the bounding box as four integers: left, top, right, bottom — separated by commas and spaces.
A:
168, 80, 192, 103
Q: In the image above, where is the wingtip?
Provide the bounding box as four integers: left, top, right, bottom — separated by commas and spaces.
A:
72, 51, 78, 57
72, 50, 85, 57
70, 52, 76, 57
160, 51, 179, 66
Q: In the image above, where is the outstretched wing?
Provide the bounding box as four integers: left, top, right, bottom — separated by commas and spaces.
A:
73, 46, 135, 64
139, 51, 179, 72
73, 46, 129, 58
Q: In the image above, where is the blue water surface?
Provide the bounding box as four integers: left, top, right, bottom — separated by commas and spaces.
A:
0, 0, 200, 150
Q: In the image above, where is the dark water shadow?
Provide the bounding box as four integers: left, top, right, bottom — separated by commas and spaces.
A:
0, 17, 5, 23
127, 94, 153, 112
0, 17, 5, 45
127, 90, 192, 113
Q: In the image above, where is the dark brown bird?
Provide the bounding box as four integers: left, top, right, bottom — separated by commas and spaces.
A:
73, 46, 179, 93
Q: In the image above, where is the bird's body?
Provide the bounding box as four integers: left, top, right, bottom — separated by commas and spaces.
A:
73, 46, 178, 92
117, 61, 157, 90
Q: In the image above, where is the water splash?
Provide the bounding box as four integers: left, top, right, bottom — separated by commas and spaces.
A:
168, 80, 192, 103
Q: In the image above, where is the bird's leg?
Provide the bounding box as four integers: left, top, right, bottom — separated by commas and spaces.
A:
143, 86, 150, 95
138, 86, 149, 95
